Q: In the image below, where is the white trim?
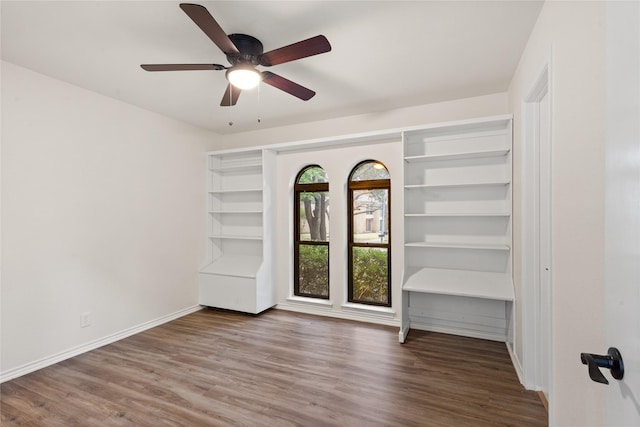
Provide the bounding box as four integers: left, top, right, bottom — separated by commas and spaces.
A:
409, 320, 506, 342
520, 56, 553, 391
340, 302, 396, 317
286, 296, 334, 308
399, 321, 411, 344
275, 304, 400, 327
507, 341, 525, 386
206, 114, 514, 156
0, 305, 202, 383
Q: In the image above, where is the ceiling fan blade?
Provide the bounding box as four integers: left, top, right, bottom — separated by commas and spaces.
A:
259, 35, 331, 67
220, 83, 241, 106
261, 71, 315, 101
179, 3, 239, 55
141, 64, 226, 71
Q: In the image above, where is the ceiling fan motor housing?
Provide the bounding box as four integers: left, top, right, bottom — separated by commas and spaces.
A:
227, 34, 264, 65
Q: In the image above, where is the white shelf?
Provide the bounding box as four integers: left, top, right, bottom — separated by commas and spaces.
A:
208, 188, 262, 194
209, 210, 263, 214
209, 151, 263, 172
404, 179, 510, 189
214, 163, 262, 172
404, 148, 510, 163
200, 255, 262, 278
401, 116, 513, 342
404, 212, 510, 217
403, 267, 514, 301
404, 242, 510, 251
209, 234, 263, 241
201, 148, 275, 315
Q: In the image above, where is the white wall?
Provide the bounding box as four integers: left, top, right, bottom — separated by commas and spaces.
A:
508, 2, 606, 425
220, 92, 509, 149
1, 61, 219, 380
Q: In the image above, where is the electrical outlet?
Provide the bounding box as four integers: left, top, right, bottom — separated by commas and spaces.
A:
80, 312, 92, 328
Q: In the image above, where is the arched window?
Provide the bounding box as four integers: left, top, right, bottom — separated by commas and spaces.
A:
294, 165, 329, 298
348, 160, 391, 306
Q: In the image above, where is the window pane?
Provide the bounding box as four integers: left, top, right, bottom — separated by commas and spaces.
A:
298, 244, 329, 297
299, 191, 329, 242
297, 166, 328, 184
350, 162, 389, 181
352, 189, 388, 243
351, 247, 388, 304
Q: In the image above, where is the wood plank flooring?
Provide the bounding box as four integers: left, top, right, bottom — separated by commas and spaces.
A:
1, 308, 547, 426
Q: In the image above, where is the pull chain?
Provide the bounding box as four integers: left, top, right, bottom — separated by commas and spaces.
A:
228, 85, 233, 126
257, 83, 262, 124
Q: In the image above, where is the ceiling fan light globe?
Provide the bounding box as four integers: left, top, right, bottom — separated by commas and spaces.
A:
227, 68, 261, 90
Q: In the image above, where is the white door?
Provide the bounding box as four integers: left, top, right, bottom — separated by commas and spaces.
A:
604, 1, 640, 425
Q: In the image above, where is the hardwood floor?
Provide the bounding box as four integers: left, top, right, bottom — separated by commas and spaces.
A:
1, 308, 547, 426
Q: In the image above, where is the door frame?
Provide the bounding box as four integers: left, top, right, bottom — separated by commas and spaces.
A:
521, 58, 553, 398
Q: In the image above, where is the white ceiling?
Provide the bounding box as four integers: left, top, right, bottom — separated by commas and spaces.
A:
1, 1, 543, 134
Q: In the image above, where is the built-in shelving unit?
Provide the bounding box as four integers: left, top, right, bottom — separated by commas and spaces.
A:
198, 149, 276, 314
400, 116, 514, 343
197, 116, 513, 338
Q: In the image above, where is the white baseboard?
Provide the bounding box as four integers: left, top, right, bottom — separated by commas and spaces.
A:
0, 305, 202, 383
506, 341, 525, 386
274, 303, 400, 328
398, 322, 410, 343
409, 320, 507, 342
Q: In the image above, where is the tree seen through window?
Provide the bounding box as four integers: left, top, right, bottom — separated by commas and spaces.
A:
294, 166, 329, 298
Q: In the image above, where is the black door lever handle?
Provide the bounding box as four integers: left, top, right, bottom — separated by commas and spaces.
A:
580, 347, 624, 385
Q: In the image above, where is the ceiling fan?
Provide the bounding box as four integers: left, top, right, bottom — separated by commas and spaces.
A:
141, 3, 332, 106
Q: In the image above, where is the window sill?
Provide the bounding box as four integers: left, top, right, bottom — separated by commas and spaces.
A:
286, 296, 334, 308
341, 303, 396, 318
